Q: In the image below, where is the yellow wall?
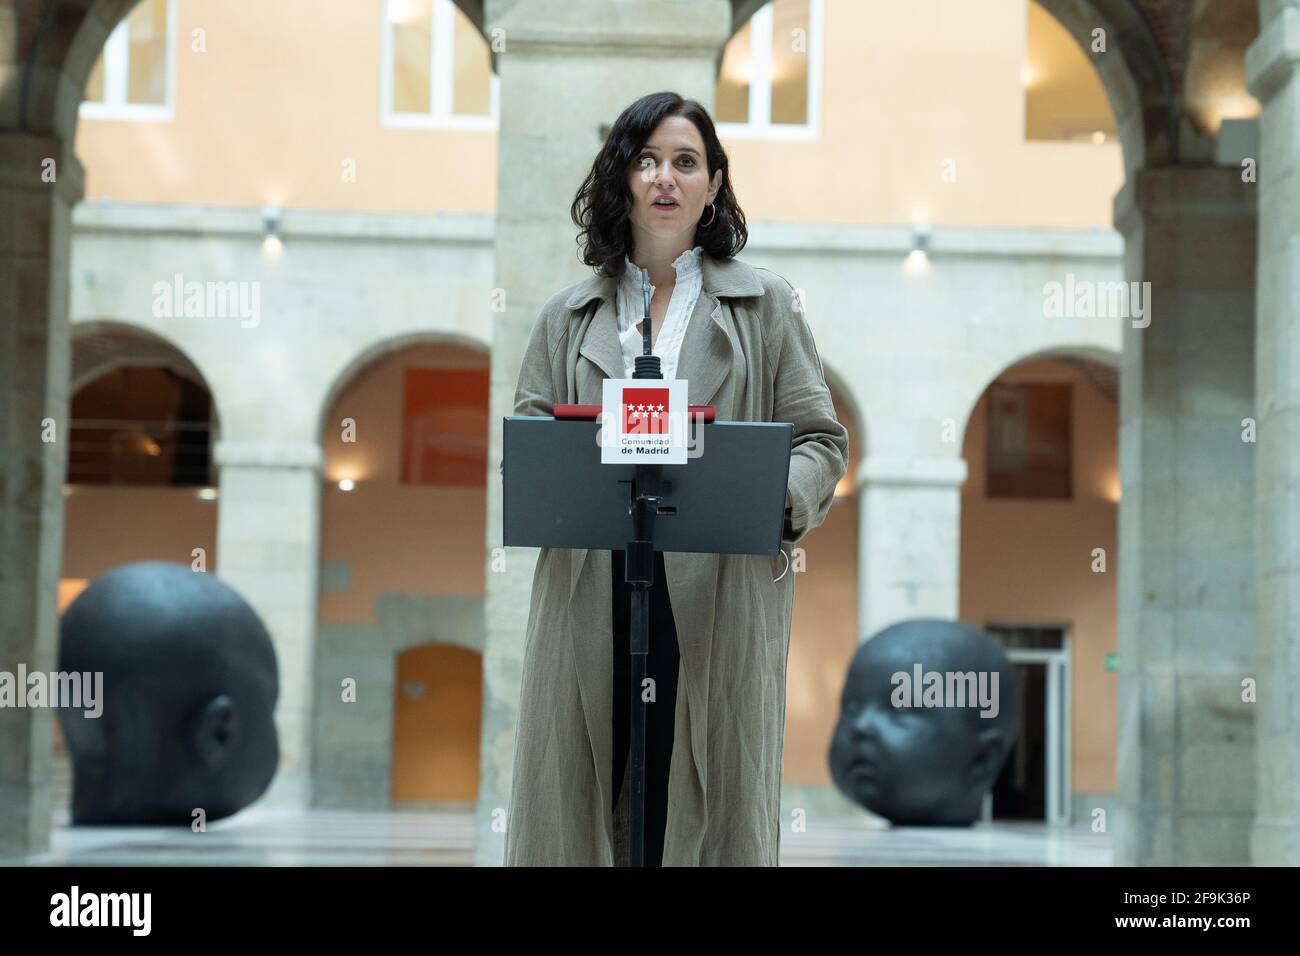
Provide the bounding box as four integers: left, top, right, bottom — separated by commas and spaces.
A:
76, 0, 497, 212
76, 0, 1122, 228
1023, 0, 1115, 141
62, 485, 219, 578
725, 0, 1122, 227
959, 358, 1118, 795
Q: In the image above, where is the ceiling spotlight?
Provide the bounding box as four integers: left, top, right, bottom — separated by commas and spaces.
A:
338, 478, 355, 492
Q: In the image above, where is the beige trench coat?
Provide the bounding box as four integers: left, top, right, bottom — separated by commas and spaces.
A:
505, 253, 849, 866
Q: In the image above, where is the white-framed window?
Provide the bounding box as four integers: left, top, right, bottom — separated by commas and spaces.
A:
79, 0, 177, 122
381, 0, 499, 130
716, 0, 823, 140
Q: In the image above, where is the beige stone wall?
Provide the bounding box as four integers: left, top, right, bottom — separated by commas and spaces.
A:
74, 0, 1122, 228
76, 0, 497, 212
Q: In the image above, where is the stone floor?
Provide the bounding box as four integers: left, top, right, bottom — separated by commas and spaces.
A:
6, 807, 1111, 866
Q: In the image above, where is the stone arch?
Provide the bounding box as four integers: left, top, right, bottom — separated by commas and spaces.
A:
1033, 0, 1174, 172
820, 359, 864, 487
956, 342, 1122, 825
312, 332, 490, 807
315, 330, 491, 443
956, 343, 1119, 449
70, 319, 223, 423
726, 0, 1173, 175
821, 361, 863, 441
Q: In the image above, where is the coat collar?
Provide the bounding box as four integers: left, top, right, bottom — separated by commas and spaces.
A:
567, 253, 761, 411
563, 253, 765, 310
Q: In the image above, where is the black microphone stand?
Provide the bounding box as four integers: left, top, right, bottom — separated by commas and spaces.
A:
624, 268, 667, 867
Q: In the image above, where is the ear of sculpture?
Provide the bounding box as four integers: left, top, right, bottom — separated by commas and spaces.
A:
191, 695, 238, 770
964, 726, 1009, 790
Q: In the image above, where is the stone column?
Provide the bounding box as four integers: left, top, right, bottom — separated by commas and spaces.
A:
1112, 167, 1257, 865
0, 133, 82, 856
477, 0, 732, 865
212, 440, 324, 809
856, 455, 966, 641
1246, 0, 1300, 866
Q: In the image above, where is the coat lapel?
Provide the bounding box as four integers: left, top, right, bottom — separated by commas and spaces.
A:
674, 291, 729, 408
573, 275, 622, 386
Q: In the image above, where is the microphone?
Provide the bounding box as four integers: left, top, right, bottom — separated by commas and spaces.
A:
633, 267, 661, 379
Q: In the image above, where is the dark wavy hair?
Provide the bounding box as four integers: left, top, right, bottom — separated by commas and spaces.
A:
571, 91, 747, 277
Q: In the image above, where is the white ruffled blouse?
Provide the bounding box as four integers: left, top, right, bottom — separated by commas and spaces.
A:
614, 245, 704, 380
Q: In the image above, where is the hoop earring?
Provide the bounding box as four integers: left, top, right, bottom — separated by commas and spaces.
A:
700, 202, 716, 228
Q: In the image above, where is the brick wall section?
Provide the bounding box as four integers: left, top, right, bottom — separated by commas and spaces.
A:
1134, 0, 1193, 94
7, 1, 51, 66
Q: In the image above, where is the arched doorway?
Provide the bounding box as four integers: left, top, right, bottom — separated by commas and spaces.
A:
313, 338, 489, 809
55, 322, 222, 817
959, 349, 1119, 827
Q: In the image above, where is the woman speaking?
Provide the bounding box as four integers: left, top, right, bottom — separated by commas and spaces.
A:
507, 90, 849, 866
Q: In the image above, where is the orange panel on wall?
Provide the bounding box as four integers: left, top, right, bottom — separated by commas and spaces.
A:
391, 643, 482, 803
986, 382, 1073, 499
400, 368, 489, 485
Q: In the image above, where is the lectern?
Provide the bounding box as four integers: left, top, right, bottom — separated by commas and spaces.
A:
502, 410, 791, 865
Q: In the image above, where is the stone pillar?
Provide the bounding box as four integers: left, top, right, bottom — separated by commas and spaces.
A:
213, 440, 324, 809
477, 0, 732, 865
1246, 0, 1300, 866
0, 133, 82, 856
1112, 167, 1257, 865
856, 456, 966, 641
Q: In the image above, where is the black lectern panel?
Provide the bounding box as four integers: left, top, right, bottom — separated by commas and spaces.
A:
502, 417, 792, 555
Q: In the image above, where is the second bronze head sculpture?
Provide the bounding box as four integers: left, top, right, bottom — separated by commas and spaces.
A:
829, 619, 1019, 826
